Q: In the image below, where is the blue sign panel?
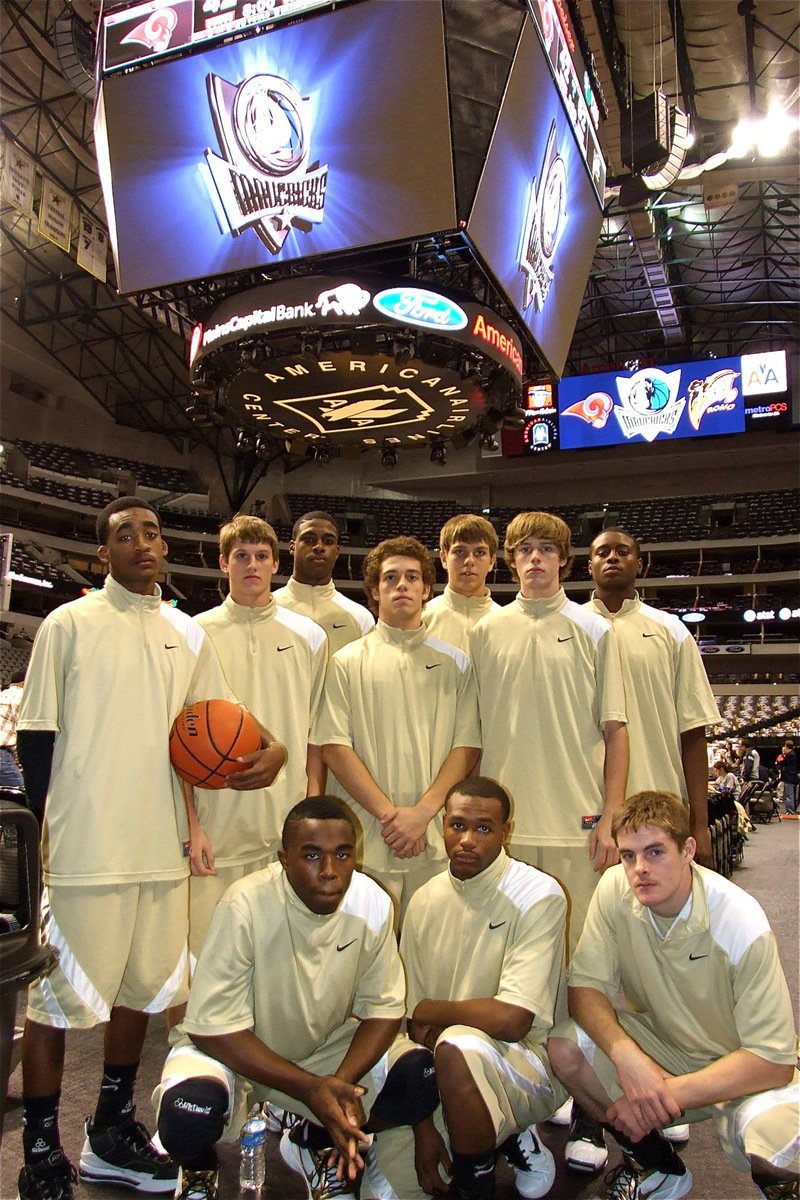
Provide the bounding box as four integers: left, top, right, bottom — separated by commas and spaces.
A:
558, 358, 746, 449
95, 1, 456, 293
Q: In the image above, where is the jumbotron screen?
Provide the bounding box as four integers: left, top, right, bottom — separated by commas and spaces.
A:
95, 0, 456, 293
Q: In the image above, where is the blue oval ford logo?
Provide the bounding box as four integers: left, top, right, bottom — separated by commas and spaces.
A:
373, 287, 468, 331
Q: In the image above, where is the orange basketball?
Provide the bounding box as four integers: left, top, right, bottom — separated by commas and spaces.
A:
169, 699, 261, 789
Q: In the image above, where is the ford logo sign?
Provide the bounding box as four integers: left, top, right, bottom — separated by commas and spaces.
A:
373, 287, 468, 331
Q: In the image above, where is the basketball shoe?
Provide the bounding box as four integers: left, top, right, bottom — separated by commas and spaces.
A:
79, 1114, 178, 1192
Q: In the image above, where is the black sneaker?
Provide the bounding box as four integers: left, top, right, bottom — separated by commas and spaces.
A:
17, 1150, 77, 1200
79, 1115, 179, 1193
564, 1108, 608, 1173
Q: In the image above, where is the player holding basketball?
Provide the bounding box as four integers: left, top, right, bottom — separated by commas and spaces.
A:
15, 498, 286, 1200
186, 514, 327, 959
423, 514, 500, 652
315, 536, 481, 919
273, 510, 375, 654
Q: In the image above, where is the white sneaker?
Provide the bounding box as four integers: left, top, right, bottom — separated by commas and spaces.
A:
662, 1124, 689, 1144
547, 1097, 573, 1126
263, 1102, 302, 1137
502, 1127, 557, 1199
280, 1129, 359, 1200
600, 1160, 693, 1200
565, 1111, 608, 1173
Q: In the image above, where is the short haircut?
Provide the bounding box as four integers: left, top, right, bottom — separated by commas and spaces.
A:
589, 527, 642, 559
282, 795, 357, 849
445, 775, 511, 823
784, 738, 794, 748
503, 511, 573, 581
292, 510, 340, 540
439, 514, 499, 557
10, 668, 26, 685
611, 791, 690, 851
362, 536, 436, 615
97, 496, 160, 544
219, 513, 279, 561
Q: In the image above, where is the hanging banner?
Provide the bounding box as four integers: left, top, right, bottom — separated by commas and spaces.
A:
1, 139, 35, 216
77, 212, 108, 282
38, 176, 72, 252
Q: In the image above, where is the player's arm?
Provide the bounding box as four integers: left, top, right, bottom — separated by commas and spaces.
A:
17, 730, 55, 827
180, 778, 215, 876
226, 716, 288, 791
381, 746, 480, 853
589, 721, 628, 871
335, 1016, 403, 1087
190, 1028, 370, 1167
657, 1049, 794, 1117
411, 996, 533, 1044
306, 744, 326, 796
680, 725, 713, 868
323, 743, 427, 858
569, 985, 682, 1136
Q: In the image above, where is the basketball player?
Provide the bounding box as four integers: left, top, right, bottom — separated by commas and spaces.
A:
154, 797, 439, 1200
585, 528, 719, 868
548, 791, 798, 1200
423, 514, 500, 652
273, 510, 375, 654
186, 513, 327, 959
14, 498, 286, 1200
316, 536, 481, 919
400, 777, 569, 1200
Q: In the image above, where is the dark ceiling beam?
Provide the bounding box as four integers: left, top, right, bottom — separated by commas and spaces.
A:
666, 0, 698, 126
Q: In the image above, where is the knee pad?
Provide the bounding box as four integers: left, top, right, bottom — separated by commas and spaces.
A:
157, 1078, 228, 1162
369, 1047, 438, 1127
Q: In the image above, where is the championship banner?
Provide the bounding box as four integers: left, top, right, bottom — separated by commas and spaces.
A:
38, 176, 72, 252
77, 212, 109, 283
1, 139, 35, 217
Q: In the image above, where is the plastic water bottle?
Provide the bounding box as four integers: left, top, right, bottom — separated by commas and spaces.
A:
239, 1103, 267, 1192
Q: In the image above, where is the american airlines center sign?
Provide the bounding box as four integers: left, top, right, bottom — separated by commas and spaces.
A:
190, 275, 524, 446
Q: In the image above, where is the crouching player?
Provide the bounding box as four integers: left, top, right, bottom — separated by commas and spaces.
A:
399, 777, 569, 1199
548, 791, 799, 1200
153, 797, 438, 1200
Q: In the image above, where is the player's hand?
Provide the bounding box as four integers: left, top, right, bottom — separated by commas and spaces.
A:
301, 1075, 370, 1172
692, 823, 714, 869
589, 813, 620, 872
188, 826, 216, 876
608, 1042, 681, 1137
380, 807, 430, 854
413, 1117, 451, 1195
227, 740, 288, 790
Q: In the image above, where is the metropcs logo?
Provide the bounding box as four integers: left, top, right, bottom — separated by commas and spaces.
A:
204, 70, 328, 253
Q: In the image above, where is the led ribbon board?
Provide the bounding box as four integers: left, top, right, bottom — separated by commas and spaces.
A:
558, 357, 747, 449
193, 275, 523, 447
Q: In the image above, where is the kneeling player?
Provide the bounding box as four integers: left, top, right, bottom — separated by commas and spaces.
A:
400, 777, 568, 1199
548, 791, 798, 1200
154, 797, 437, 1200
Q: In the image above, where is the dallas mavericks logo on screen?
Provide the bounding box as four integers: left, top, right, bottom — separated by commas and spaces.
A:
614, 368, 684, 442
204, 72, 328, 253
519, 122, 567, 312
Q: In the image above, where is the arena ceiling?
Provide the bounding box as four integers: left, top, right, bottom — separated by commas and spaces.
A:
1, 0, 798, 457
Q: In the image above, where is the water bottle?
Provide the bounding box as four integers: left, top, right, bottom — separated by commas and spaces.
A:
239, 1103, 267, 1192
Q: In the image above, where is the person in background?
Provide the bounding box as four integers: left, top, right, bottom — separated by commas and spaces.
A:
777, 738, 798, 818
0, 666, 26, 789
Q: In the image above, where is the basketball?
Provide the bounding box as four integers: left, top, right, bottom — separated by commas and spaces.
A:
169, 699, 262, 789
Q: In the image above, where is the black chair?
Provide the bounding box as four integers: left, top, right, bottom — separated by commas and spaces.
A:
0, 793, 56, 1144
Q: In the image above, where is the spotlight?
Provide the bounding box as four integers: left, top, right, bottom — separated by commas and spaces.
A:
381, 439, 399, 469
300, 333, 323, 360
479, 430, 498, 452
255, 436, 272, 461
429, 438, 447, 466
235, 428, 255, 453
312, 441, 332, 465
393, 336, 415, 366
459, 352, 482, 380
185, 392, 213, 426
502, 405, 527, 430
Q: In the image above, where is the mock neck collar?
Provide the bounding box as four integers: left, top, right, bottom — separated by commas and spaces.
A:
103, 573, 162, 612
441, 585, 494, 615
590, 591, 640, 619
221, 593, 276, 622
286, 578, 337, 601
515, 588, 567, 617
447, 848, 509, 896
375, 618, 428, 648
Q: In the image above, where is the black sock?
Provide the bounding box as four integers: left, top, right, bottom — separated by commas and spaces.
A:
451, 1148, 496, 1198
93, 1062, 139, 1130
295, 1121, 333, 1152
23, 1093, 62, 1165
604, 1125, 686, 1175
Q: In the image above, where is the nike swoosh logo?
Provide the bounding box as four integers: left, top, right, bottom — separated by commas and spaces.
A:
164, 644, 178, 649
557, 636, 574, 642
642, 632, 658, 638
688, 952, 708, 961
425, 664, 440, 670
277, 645, 293, 652
332, 623, 347, 629
337, 939, 357, 952
489, 921, 506, 930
